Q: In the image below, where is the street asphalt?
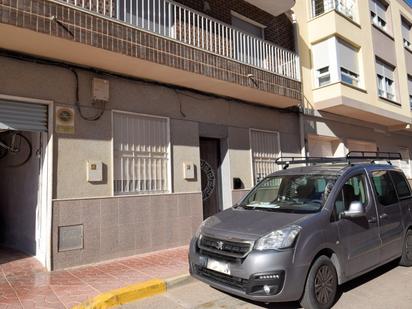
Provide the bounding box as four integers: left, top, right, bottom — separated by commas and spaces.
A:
121, 259, 412, 309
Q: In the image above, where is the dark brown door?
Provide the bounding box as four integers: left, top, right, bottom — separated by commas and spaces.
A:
200, 138, 221, 219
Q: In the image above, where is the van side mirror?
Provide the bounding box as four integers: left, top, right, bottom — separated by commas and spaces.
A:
340, 201, 365, 219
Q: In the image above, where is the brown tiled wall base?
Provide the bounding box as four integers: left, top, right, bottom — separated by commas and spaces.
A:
0, 0, 301, 101
52, 192, 202, 270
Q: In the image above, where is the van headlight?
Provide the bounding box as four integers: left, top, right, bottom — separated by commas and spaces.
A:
254, 225, 302, 251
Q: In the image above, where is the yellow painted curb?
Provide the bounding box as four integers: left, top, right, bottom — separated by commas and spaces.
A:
72, 279, 166, 309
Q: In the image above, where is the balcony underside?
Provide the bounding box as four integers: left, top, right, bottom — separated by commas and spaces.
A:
244, 0, 296, 16
314, 96, 410, 127
0, 0, 301, 109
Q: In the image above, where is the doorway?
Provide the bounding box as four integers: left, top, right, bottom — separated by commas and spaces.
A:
199, 138, 221, 219
0, 96, 52, 269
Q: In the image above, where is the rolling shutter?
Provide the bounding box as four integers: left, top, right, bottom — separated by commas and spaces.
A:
0, 100, 48, 132
312, 39, 331, 71
369, 0, 387, 20
375, 60, 394, 79
375, 1, 387, 21
402, 19, 411, 42
408, 77, 412, 95
308, 137, 333, 157
337, 39, 359, 74
347, 140, 377, 152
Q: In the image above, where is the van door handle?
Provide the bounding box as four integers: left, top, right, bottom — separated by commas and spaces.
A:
368, 217, 378, 224
379, 213, 389, 220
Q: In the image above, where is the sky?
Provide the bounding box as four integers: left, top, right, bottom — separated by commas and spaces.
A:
406, 0, 412, 7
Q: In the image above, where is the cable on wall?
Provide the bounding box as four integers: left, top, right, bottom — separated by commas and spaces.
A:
70, 68, 106, 121
50, 16, 74, 38
0, 50, 301, 117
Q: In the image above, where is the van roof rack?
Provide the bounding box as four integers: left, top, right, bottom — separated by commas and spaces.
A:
276, 151, 402, 169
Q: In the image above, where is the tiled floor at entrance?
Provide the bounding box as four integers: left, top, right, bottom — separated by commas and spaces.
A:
0, 246, 189, 308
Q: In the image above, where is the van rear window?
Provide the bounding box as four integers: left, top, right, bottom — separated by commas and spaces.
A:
371, 171, 398, 206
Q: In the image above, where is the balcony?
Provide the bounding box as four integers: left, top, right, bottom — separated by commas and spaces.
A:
72, 0, 300, 81
0, 0, 302, 108
307, 2, 362, 47
307, 82, 411, 127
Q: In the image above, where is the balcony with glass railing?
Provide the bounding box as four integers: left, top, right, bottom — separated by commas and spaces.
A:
57, 0, 300, 81
311, 0, 357, 21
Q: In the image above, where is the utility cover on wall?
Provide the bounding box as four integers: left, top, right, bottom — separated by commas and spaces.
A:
92, 78, 110, 102
183, 162, 196, 180
87, 161, 103, 182
58, 225, 84, 252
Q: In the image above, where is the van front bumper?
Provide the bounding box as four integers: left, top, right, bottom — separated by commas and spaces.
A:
188, 237, 309, 303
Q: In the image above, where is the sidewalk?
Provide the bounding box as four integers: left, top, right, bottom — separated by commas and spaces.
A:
0, 246, 189, 309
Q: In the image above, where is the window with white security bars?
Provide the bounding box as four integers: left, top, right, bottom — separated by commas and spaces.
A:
113, 112, 170, 195
250, 129, 281, 185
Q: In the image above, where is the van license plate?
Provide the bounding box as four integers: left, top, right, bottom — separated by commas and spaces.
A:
206, 259, 230, 275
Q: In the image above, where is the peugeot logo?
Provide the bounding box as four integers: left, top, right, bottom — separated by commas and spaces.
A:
216, 241, 224, 250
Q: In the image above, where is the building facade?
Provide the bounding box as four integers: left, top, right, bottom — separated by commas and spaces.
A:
0, 0, 301, 269
294, 0, 412, 178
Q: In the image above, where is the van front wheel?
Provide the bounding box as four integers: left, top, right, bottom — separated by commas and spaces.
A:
300, 256, 338, 309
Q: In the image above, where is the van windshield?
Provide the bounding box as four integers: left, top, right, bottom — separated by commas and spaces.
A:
239, 175, 337, 213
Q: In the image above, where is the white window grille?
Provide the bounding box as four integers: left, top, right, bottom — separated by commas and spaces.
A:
376, 60, 396, 102
113, 111, 170, 195
250, 129, 281, 184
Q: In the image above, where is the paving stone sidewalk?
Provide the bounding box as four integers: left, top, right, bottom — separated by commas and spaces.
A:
0, 246, 189, 309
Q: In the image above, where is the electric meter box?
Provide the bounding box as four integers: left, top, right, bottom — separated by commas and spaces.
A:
183, 162, 195, 180
92, 78, 110, 102
87, 161, 103, 182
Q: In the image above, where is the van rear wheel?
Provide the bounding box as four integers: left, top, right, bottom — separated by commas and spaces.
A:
300, 256, 337, 309
400, 230, 412, 267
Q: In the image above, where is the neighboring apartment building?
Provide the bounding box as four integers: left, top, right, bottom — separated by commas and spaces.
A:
0, 0, 301, 269
294, 0, 412, 178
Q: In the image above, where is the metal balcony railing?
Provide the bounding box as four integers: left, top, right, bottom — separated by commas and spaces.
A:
58, 0, 301, 81
311, 0, 356, 20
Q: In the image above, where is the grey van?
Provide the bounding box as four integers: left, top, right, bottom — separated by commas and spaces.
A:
189, 153, 412, 309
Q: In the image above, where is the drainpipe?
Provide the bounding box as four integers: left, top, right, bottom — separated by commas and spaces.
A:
287, 9, 307, 158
